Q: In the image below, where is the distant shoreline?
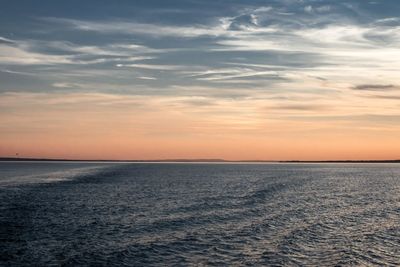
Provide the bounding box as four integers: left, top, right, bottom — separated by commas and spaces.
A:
1, 157, 400, 163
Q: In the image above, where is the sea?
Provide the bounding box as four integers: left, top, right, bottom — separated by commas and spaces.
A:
1, 162, 400, 266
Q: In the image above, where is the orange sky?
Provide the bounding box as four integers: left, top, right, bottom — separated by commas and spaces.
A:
1, 90, 400, 160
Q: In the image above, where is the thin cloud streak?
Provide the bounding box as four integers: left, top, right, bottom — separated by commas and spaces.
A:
352, 84, 395, 91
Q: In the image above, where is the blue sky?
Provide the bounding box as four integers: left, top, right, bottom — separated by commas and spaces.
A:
1, 0, 400, 159
1, 0, 399, 95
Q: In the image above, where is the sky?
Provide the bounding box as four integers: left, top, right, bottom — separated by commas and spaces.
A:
1, 0, 400, 160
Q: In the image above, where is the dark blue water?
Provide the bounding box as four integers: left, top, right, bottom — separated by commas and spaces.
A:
1, 162, 400, 266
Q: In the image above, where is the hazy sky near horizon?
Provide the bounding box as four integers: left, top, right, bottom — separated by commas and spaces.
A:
1, 0, 400, 160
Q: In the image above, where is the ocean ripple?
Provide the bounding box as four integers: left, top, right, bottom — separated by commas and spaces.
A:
1, 163, 400, 266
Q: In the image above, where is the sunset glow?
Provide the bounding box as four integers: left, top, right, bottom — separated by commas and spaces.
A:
1, 1, 400, 160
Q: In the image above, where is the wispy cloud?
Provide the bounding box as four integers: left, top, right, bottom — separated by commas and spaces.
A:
52, 82, 87, 89
0, 40, 72, 65
1, 2, 400, 104
187, 68, 280, 81
365, 94, 400, 100
0, 37, 160, 67
0, 36, 15, 44
352, 84, 395, 91
271, 104, 328, 112
137, 76, 157, 80
116, 63, 185, 70
42, 17, 229, 38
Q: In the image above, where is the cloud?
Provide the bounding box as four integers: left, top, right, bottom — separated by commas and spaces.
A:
304, 5, 331, 14
137, 76, 157, 80
0, 42, 73, 65
179, 97, 217, 107
42, 17, 228, 38
0, 37, 160, 66
73, 56, 154, 65
271, 104, 327, 111
227, 14, 259, 30
304, 6, 313, 13
0, 68, 36, 76
365, 94, 400, 100
0, 37, 15, 44
352, 84, 395, 91
374, 17, 400, 26
253, 6, 273, 13
52, 82, 86, 88
187, 68, 280, 81
45, 41, 160, 56
116, 63, 185, 70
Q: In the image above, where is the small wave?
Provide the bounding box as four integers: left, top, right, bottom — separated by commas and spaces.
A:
0, 164, 115, 187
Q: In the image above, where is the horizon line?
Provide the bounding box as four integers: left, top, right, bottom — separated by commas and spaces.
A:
1, 157, 400, 163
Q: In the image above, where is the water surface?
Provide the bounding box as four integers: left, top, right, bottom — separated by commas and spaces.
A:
1, 162, 400, 266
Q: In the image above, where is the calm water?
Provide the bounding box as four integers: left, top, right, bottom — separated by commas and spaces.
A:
1, 162, 400, 266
